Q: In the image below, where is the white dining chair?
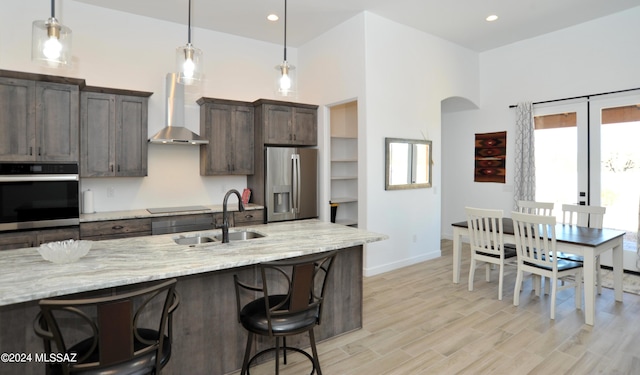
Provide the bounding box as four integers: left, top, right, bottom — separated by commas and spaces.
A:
517, 200, 555, 293
559, 204, 607, 294
465, 207, 517, 300
511, 211, 583, 320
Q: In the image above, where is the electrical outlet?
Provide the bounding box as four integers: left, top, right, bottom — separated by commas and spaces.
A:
106, 187, 115, 198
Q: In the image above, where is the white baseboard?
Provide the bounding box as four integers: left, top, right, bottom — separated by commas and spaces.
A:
363, 250, 441, 277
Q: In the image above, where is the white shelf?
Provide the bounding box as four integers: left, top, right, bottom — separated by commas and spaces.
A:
330, 197, 358, 204
331, 175, 358, 180
331, 158, 358, 163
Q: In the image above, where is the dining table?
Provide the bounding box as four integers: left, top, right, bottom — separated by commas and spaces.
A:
451, 218, 625, 326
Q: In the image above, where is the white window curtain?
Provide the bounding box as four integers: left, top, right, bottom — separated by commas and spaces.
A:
513, 102, 535, 209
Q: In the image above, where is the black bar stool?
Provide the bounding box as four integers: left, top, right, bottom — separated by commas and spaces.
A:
33, 278, 179, 375
234, 251, 338, 375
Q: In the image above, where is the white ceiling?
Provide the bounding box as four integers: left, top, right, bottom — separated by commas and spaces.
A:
75, 0, 640, 51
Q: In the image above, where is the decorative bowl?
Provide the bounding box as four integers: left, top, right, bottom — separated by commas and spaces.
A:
38, 240, 92, 264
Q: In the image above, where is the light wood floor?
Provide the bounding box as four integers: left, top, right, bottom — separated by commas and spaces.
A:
229, 239, 640, 374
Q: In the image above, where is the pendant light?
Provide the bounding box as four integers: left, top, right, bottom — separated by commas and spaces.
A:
176, 0, 203, 85
31, 0, 72, 67
275, 0, 296, 97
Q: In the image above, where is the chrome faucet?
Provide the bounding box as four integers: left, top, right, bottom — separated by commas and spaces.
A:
220, 189, 245, 243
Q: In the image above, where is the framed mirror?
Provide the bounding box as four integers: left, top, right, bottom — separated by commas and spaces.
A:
385, 137, 432, 190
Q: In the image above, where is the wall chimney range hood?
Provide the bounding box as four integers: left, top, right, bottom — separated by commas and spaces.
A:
149, 73, 208, 145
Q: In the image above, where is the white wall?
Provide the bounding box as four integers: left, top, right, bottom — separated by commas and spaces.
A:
297, 14, 367, 225
280, 12, 483, 276
1, 0, 295, 211
361, 13, 479, 275
441, 7, 640, 269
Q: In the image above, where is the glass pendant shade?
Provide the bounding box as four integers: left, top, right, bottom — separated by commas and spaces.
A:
275, 61, 296, 98
176, 43, 203, 85
32, 17, 72, 67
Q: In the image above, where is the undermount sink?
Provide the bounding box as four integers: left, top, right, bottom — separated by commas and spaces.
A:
174, 236, 218, 245
214, 230, 266, 242
174, 230, 266, 246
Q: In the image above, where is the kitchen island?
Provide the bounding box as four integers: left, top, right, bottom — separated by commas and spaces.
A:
0, 219, 386, 375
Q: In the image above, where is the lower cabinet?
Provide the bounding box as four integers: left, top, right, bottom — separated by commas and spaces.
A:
0, 210, 265, 249
213, 209, 264, 228
0, 227, 80, 251
80, 218, 152, 240
233, 209, 265, 226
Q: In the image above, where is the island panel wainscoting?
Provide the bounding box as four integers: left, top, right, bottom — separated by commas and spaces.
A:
0, 220, 387, 375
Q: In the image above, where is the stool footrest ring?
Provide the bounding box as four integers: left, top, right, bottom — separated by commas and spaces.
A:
246, 345, 317, 375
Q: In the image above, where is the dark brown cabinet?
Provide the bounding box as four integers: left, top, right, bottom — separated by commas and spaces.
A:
0, 76, 80, 162
0, 227, 80, 251
211, 210, 263, 228
197, 98, 254, 175
233, 209, 265, 226
80, 218, 152, 240
253, 99, 318, 146
80, 87, 151, 177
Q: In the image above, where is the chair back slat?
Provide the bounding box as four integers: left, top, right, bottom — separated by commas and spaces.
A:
562, 204, 606, 229
517, 200, 554, 216
290, 263, 315, 312
98, 300, 133, 365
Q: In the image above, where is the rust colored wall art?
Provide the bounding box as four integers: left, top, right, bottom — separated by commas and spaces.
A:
474, 131, 506, 183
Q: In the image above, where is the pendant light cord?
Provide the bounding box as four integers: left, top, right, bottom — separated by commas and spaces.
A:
51, 0, 55, 18
283, 0, 287, 61
187, 0, 192, 44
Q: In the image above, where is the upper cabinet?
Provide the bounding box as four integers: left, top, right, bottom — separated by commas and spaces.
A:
80, 87, 151, 177
0, 75, 80, 162
253, 99, 318, 146
198, 98, 254, 175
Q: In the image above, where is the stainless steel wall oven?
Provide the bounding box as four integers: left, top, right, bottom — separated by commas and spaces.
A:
0, 163, 79, 231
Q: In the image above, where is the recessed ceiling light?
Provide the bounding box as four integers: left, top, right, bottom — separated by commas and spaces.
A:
486, 15, 498, 22
267, 14, 279, 21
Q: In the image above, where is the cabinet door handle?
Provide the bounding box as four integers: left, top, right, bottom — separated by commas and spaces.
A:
112, 225, 124, 230
38, 147, 42, 156
110, 164, 114, 172
244, 214, 254, 219
117, 165, 120, 172
29, 147, 33, 156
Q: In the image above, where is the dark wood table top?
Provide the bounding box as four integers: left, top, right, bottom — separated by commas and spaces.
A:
452, 218, 625, 247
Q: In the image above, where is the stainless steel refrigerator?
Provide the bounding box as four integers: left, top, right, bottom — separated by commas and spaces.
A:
265, 147, 318, 222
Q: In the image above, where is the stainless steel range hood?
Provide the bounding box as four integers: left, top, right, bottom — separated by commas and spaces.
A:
149, 73, 208, 145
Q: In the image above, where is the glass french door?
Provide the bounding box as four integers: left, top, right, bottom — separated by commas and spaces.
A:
533, 100, 589, 208
590, 94, 640, 253
533, 93, 640, 268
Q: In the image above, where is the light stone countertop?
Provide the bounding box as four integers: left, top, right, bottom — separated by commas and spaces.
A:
0, 220, 387, 306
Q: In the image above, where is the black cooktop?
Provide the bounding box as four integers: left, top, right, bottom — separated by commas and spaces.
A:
147, 206, 211, 214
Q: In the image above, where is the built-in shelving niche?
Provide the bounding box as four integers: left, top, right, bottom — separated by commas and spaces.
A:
330, 101, 358, 227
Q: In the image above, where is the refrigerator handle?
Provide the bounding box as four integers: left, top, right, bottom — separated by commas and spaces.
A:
292, 154, 301, 214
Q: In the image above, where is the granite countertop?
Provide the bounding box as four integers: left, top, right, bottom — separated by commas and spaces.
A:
80, 204, 264, 222
0, 220, 387, 306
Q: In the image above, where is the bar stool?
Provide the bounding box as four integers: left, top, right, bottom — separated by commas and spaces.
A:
234, 251, 338, 375
33, 278, 179, 375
